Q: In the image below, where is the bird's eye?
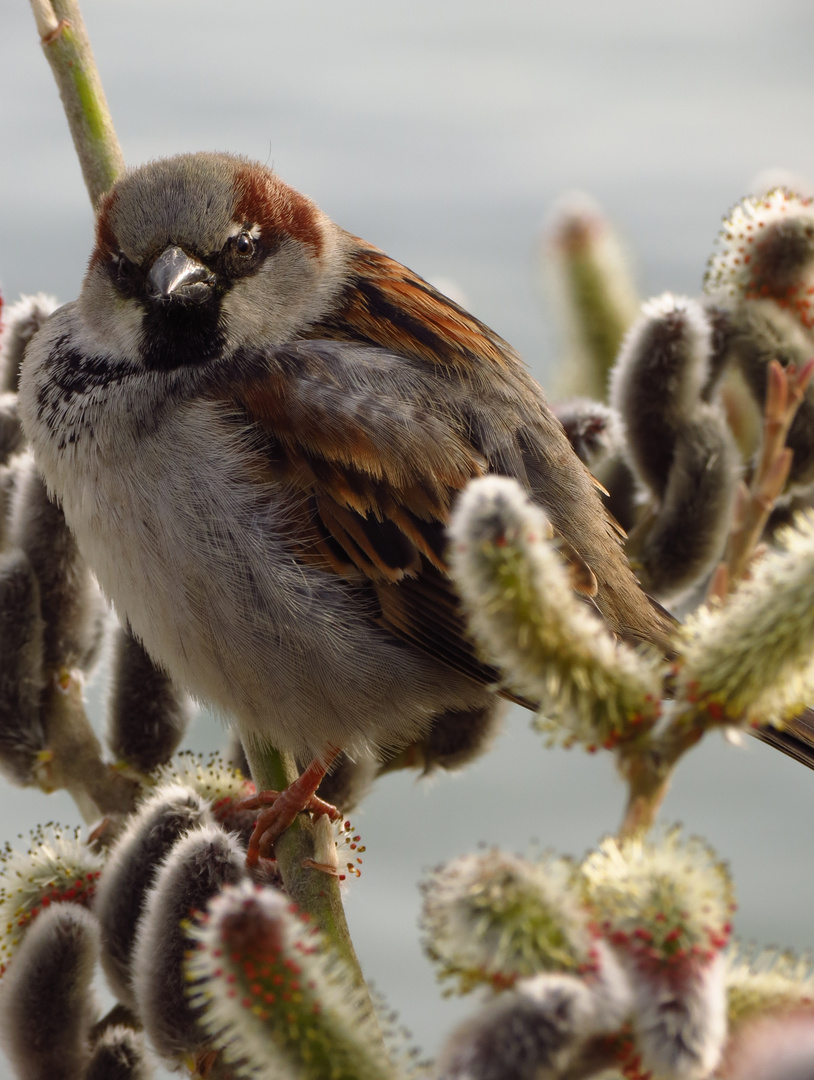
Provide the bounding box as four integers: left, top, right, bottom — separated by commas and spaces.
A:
221, 230, 263, 279
111, 253, 142, 294
235, 233, 255, 256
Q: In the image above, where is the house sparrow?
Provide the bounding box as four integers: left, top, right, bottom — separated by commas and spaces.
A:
18, 152, 674, 859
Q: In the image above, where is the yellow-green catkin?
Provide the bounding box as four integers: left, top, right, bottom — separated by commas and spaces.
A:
185, 881, 395, 1080
448, 476, 663, 751
421, 850, 595, 994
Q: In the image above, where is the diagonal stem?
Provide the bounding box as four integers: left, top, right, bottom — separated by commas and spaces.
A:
29, 0, 124, 207
240, 739, 385, 1046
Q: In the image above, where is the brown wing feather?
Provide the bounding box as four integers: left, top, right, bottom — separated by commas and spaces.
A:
219, 240, 674, 694
305, 241, 517, 372
215, 339, 540, 696
306, 245, 675, 654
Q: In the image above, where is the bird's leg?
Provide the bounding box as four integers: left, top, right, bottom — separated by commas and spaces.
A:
239, 749, 342, 865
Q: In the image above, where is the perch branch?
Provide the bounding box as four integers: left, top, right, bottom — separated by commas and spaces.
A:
240, 740, 384, 1042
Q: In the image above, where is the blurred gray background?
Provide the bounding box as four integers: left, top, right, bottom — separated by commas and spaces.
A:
2, 0, 814, 1073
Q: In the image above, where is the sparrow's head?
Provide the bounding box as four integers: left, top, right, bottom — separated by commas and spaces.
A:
80, 153, 347, 368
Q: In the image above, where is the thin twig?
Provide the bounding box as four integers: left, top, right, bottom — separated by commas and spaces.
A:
616, 715, 702, 840
35, 670, 140, 821
30, 0, 124, 207
712, 357, 814, 595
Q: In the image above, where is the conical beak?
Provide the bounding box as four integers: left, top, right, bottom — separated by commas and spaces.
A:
146, 245, 215, 304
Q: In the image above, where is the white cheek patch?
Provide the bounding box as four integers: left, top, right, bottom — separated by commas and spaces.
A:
220, 246, 321, 348
79, 276, 145, 361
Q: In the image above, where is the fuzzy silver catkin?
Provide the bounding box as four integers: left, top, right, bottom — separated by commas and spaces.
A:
552, 398, 633, 539
8, 455, 106, 672
700, 301, 738, 401
434, 974, 602, 1080
0, 549, 47, 784
379, 701, 506, 779
409, 700, 506, 774
630, 954, 727, 1080
0, 825, 103, 977
107, 623, 191, 773
542, 191, 640, 401
151, 750, 260, 848
552, 398, 622, 470
0, 460, 19, 552
131, 824, 246, 1063
636, 406, 740, 600
610, 293, 713, 499
0, 904, 99, 1080
705, 189, 814, 315
581, 829, 735, 974
0, 293, 59, 394
93, 784, 213, 1009
84, 1026, 155, 1080
0, 392, 24, 462
725, 944, 814, 1025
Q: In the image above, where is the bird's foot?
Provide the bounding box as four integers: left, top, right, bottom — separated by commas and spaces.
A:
238, 756, 341, 865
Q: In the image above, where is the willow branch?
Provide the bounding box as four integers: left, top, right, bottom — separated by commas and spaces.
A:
35, 670, 140, 822
616, 717, 703, 840
240, 740, 383, 1041
30, 0, 124, 207
712, 357, 814, 596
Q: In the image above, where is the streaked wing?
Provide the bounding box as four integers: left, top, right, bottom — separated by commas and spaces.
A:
216, 340, 525, 694
754, 710, 814, 770
304, 242, 517, 374
303, 245, 676, 653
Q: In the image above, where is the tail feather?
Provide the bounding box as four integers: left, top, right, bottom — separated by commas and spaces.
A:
753, 710, 814, 770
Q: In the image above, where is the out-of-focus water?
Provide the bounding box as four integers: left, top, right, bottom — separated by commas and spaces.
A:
2, 1, 814, 1073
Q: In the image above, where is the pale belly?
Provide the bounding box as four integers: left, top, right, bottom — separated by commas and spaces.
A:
39, 394, 488, 758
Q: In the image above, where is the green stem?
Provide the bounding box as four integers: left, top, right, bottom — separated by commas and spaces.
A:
30, 0, 124, 207
616, 710, 705, 839
240, 739, 383, 1038
616, 750, 673, 840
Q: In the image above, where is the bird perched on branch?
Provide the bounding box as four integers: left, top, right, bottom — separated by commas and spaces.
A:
19, 152, 673, 860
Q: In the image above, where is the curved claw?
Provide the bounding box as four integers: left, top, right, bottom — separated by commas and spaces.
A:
236, 751, 342, 865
